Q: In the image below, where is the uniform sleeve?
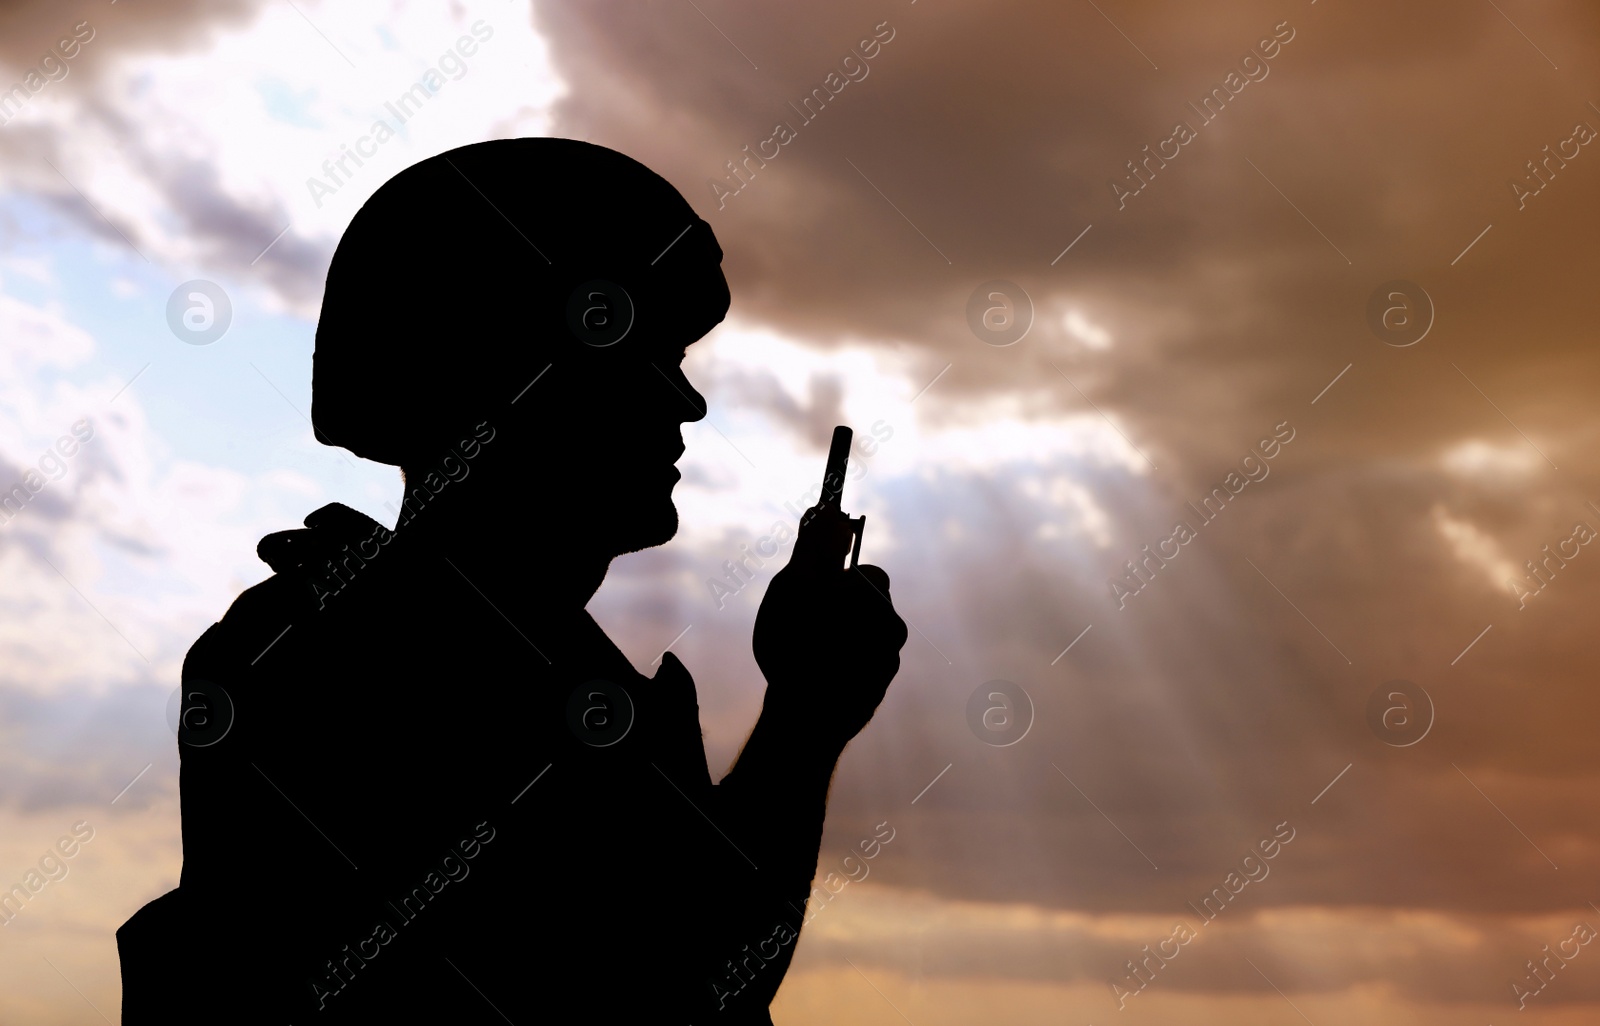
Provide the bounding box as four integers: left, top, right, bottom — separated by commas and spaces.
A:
173, 581, 325, 1021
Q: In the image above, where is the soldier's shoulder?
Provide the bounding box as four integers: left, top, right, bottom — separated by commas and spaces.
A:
186, 503, 395, 677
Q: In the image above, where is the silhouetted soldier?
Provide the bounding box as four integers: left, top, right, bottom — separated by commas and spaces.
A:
116, 138, 907, 1023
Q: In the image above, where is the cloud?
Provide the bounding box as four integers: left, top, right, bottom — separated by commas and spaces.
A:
0, 683, 175, 814
718, 367, 846, 452
0, 0, 263, 73
790, 885, 1600, 1010
1, 2, 565, 320
2, 0, 1599, 1018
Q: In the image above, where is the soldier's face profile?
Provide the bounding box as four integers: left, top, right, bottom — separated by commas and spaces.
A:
520, 271, 722, 557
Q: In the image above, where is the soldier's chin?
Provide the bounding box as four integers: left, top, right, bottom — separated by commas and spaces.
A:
608, 497, 679, 556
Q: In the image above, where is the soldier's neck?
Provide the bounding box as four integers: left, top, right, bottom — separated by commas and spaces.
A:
394, 496, 613, 618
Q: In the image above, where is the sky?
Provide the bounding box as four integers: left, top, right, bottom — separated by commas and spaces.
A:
1, 0, 1599, 1022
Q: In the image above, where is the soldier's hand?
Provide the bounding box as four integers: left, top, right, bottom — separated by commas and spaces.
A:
752, 509, 908, 751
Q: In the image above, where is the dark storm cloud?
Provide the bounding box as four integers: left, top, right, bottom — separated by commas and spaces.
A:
532, 0, 1600, 457
822, 456, 1600, 917
0, 0, 262, 73
534, 0, 1600, 940
614, 437, 1600, 923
